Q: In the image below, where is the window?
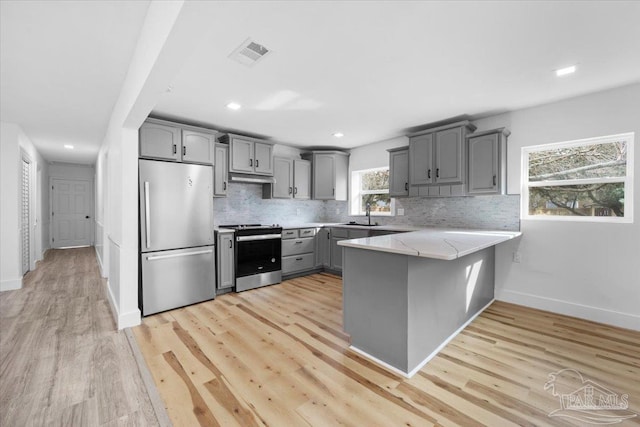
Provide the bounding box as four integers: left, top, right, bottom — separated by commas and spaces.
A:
522, 132, 634, 223
350, 167, 393, 216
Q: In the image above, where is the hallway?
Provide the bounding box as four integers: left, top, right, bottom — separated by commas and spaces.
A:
0, 248, 159, 425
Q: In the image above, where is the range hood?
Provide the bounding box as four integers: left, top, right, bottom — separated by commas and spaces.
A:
229, 173, 275, 184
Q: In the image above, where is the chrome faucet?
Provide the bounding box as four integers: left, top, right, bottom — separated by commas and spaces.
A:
366, 202, 371, 226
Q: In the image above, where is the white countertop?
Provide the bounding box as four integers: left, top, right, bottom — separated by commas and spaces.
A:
338, 228, 522, 260
280, 222, 423, 232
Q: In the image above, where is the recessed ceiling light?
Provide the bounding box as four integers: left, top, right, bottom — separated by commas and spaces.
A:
333, 132, 344, 138
64, 144, 74, 149
226, 102, 242, 110
556, 65, 576, 77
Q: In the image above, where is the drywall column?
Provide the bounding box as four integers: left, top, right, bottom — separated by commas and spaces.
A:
0, 123, 21, 291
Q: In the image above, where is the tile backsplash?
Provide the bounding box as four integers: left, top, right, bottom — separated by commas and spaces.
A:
214, 183, 520, 231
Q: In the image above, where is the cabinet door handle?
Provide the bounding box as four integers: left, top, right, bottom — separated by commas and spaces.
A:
183, 146, 186, 156
493, 175, 497, 186
427, 169, 431, 179
436, 168, 440, 178
289, 187, 293, 194
223, 182, 227, 190
173, 144, 177, 155
332, 188, 335, 195
404, 182, 408, 191
249, 158, 253, 167
229, 240, 232, 248
294, 187, 298, 195
255, 159, 259, 168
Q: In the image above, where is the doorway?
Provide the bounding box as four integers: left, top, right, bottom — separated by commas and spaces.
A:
51, 178, 93, 248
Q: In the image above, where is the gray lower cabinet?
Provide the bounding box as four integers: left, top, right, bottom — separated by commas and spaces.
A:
329, 228, 369, 272
282, 228, 317, 275
467, 128, 510, 195
315, 228, 330, 268
216, 230, 235, 290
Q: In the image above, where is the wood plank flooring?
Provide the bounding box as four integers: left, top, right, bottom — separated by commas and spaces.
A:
133, 273, 640, 426
0, 248, 159, 426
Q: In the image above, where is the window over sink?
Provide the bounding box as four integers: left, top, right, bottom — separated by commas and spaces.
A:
350, 167, 394, 216
522, 132, 634, 223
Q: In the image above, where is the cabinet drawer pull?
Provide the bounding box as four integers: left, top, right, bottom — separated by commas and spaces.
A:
295, 257, 303, 261
302, 230, 311, 234
295, 241, 303, 244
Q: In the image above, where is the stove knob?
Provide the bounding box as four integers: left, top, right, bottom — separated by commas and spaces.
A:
271, 258, 276, 263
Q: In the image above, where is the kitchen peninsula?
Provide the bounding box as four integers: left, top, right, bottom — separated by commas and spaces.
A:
339, 228, 521, 377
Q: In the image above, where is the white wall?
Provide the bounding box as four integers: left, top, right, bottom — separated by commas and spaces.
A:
487, 83, 640, 330
0, 122, 48, 291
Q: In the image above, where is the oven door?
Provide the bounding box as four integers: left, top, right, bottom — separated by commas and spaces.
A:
236, 235, 282, 277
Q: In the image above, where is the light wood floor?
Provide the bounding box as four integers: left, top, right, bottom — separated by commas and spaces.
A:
0, 248, 159, 426
134, 273, 640, 426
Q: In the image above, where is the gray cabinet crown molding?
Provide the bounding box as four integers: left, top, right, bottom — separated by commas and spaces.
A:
407, 120, 477, 138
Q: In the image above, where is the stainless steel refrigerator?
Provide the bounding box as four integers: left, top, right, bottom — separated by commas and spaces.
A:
139, 159, 215, 316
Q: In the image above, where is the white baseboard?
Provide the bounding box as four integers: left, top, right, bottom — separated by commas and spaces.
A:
95, 247, 106, 278
0, 278, 22, 292
350, 298, 496, 378
105, 279, 141, 330
497, 290, 640, 331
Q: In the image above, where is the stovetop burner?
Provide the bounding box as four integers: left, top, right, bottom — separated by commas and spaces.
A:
220, 224, 281, 230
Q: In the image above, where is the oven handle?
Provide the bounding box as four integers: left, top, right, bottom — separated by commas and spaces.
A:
236, 234, 282, 242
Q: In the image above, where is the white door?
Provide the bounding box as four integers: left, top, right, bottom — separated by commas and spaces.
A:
52, 179, 93, 248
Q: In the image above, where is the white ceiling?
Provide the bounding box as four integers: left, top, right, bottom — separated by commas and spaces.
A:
2, 1, 640, 163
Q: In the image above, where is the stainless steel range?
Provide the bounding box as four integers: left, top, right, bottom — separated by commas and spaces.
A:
221, 224, 282, 292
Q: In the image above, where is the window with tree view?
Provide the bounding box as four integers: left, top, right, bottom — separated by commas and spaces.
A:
522, 132, 634, 222
350, 167, 393, 216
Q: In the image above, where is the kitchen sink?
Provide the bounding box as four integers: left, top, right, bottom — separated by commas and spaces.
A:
341, 222, 379, 227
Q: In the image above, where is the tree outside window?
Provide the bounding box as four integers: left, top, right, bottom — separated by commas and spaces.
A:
522, 133, 634, 222
350, 168, 393, 216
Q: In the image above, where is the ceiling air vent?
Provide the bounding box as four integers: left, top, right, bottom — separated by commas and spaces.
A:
229, 38, 271, 67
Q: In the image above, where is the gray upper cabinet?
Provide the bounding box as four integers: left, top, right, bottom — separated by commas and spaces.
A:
467, 128, 510, 195
225, 134, 274, 176
434, 126, 463, 184
139, 122, 181, 161
293, 159, 311, 199
409, 133, 433, 185
303, 151, 349, 201
388, 147, 409, 197
213, 143, 228, 197
254, 142, 274, 175
263, 157, 311, 199
182, 130, 214, 164
140, 119, 217, 165
407, 121, 477, 194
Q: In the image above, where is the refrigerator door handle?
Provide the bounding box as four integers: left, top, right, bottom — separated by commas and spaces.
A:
146, 249, 213, 261
144, 181, 151, 248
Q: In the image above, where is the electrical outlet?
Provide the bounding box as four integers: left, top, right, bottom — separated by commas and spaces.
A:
336, 208, 340, 215
513, 251, 522, 263
397, 208, 405, 216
